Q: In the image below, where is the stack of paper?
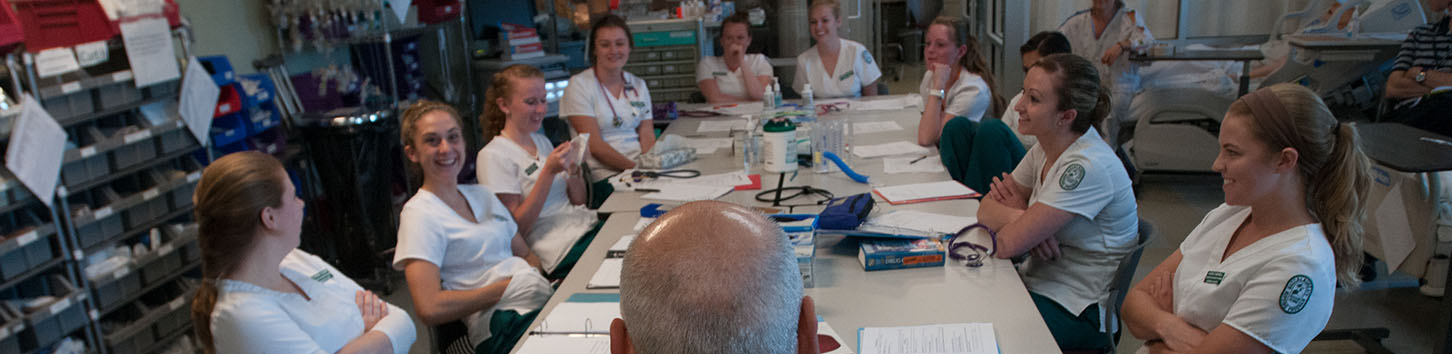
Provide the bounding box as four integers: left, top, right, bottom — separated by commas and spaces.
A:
872, 181, 979, 205
587, 258, 623, 289
697, 119, 749, 133
882, 155, 945, 174
708, 102, 764, 115
640, 184, 734, 202
850, 95, 923, 111
852, 141, 930, 159
860, 210, 977, 236
852, 121, 904, 135
680, 137, 732, 154
858, 323, 998, 354
608, 235, 634, 258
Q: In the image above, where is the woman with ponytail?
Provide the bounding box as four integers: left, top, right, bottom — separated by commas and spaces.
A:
916, 15, 1024, 194
191, 151, 415, 354
1122, 83, 1370, 353
977, 53, 1139, 351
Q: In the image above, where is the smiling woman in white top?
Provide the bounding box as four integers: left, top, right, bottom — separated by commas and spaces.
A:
1122, 84, 1371, 353
792, 0, 882, 99
191, 151, 415, 354
392, 100, 552, 354
915, 16, 1020, 195
477, 64, 599, 280
562, 14, 655, 207
697, 12, 773, 104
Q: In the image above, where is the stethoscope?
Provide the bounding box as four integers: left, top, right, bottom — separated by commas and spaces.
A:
594, 70, 640, 128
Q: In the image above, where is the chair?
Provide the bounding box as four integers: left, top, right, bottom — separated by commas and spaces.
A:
1067, 218, 1154, 354
432, 320, 474, 354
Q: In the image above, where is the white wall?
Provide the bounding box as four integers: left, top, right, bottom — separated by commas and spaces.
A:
177, 0, 275, 75
1026, 0, 1312, 40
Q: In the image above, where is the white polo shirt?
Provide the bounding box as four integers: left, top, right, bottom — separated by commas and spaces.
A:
696, 54, 773, 100
792, 39, 882, 98
393, 185, 552, 346
1011, 126, 1138, 323
211, 250, 416, 354
477, 133, 599, 273
561, 68, 653, 181
919, 70, 993, 122
1171, 204, 1335, 353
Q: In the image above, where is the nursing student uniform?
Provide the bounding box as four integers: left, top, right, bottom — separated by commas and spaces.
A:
1010, 126, 1138, 348
211, 250, 416, 354
477, 133, 601, 278
560, 68, 653, 182
697, 54, 773, 99
1059, 7, 1153, 143
792, 39, 882, 98
1160, 204, 1335, 353
919, 71, 992, 122
393, 185, 552, 351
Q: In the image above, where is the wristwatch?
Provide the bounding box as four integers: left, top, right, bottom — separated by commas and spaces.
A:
1416, 71, 1427, 83
929, 89, 945, 98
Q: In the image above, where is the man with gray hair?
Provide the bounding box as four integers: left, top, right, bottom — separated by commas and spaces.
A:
609, 201, 820, 354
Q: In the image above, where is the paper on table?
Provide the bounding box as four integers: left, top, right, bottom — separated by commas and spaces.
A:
852, 141, 930, 159
858, 323, 998, 354
709, 101, 764, 115
684, 171, 752, 187
681, 137, 732, 154
697, 119, 749, 133
641, 184, 733, 202
633, 218, 655, 232
883, 155, 945, 174
587, 258, 623, 289
34, 47, 81, 78
535, 301, 621, 334
5, 95, 68, 207
872, 181, 978, 205
862, 210, 977, 236
608, 235, 635, 257
179, 57, 219, 145
852, 121, 904, 135
515, 335, 609, 354
120, 17, 180, 88
851, 95, 923, 111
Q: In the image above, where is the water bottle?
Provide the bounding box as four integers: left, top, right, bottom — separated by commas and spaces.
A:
772, 78, 783, 108
802, 83, 815, 117
762, 86, 775, 112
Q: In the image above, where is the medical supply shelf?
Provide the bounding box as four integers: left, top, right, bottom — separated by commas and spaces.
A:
1, 27, 203, 354
626, 18, 707, 104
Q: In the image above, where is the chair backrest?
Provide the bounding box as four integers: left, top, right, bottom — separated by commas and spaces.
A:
1104, 218, 1154, 350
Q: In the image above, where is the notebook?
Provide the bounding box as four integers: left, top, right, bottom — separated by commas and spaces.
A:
587, 258, 623, 289
871, 181, 980, 205
532, 293, 620, 335
858, 323, 998, 354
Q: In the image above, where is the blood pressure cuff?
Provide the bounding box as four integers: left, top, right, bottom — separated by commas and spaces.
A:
817, 193, 874, 230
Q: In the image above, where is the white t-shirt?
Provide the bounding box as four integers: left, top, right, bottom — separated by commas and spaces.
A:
561, 68, 653, 181
919, 69, 992, 122
212, 250, 416, 354
1171, 204, 1335, 353
696, 54, 774, 100
792, 39, 883, 98
477, 133, 599, 273
1001, 93, 1038, 150
393, 185, 552, 346
1012, 126, 1138, 322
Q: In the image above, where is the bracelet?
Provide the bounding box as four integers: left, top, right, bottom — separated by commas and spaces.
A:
929, 89, 945, 98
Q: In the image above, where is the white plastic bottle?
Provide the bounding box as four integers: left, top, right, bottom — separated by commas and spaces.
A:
802, 83, 814, 116
762, 86, 775, 113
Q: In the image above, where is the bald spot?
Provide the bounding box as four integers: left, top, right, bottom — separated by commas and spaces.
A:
625, 201, 785, 317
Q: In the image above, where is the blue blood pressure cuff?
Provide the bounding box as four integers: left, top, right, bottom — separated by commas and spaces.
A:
817, 193, 874, 230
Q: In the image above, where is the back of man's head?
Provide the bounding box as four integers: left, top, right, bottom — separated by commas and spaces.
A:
616, 201, 804, 354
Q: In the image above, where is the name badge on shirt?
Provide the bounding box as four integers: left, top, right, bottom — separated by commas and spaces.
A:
712, 71, 728, 77
311, 270, 333, 283
1203, 271, 1225, 285
525, 162, 539, 176
838, 71, 855, 81
630, 101, 647, 108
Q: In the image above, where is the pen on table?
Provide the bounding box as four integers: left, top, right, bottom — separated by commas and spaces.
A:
636, 188, 661, 193
908, 155, 929, 165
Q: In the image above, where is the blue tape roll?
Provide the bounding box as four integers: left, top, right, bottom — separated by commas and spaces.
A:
822, 151, 869, 184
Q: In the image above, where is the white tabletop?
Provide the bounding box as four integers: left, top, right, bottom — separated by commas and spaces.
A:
514, 96, 1061, 353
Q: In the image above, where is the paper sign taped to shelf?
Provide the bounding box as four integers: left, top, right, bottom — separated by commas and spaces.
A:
6, 95, 68, 207
35, 47, 81, 78
48, 297, 71, 315
124, 129, 152, 144
16, 230, 37, 246
120, 17, 180, 87
75, 41, 109, 67
179, 56, 218, 145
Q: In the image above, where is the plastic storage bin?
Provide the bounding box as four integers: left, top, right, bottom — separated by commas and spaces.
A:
0, 305, 21, 354
97, 81, 142, 109
91, 267, 141, 310
210, 111, 247, 147
142, 80, 178, 99
11, 0, 117, 51
72, 186, 123, 249
245, 101, 281, 136
0, 215, 55, 281
139, 246, 182, 285
101, 302, 155, 354
214, 83, 241, 117
15, 275, 88, 351
146, 291, 190, 337
154, 126, 194, 155
196, 56, 235, 86
40, 89, 96, 121
237, 73, 275, 109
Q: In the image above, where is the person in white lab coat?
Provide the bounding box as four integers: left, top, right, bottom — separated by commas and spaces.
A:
978, 54, 1138, 352
393, 100, 552, 354
478, 64, 599, 280
1123, 84, 1371, 353
792, 0, 882, 98
698, 12, 774, 103
562, 14, 656, 208
192, 151, 416, 354
1058, 0, 1153, 146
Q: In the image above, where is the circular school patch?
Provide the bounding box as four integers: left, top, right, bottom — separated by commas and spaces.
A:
1279, 274, 1314, 314
862, 50, 874, 65
1059, 163, 1085, 190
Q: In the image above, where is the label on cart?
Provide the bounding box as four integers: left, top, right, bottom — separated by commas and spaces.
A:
48, 297, 71, 315
80, 146, 97, 158
76, 41, 109, 67
16, 230, 37, 246
219, 103, 231, 113
124, 130, 152, 144
187, 172, 201, 182
36, 48, 81, 78
169, 297, 185, 311
113, 71, 134, 82
158, 244, 175, 255
112, 268, 129, 280
94, 206, 113, 219
61, 82, 82, 94
142, 188, 160, 200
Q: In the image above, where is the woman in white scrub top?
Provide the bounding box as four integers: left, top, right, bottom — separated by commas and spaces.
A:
1058, 0, 1153, 145
392, 101, 551, 354
191, 151, 415, 354
916, 16, 1020, 194
698, 12, 773, 103
978, 54, 1138, 352
478, 64, 599, 280
563, 14, 655, 207
792, 0, 882, 98
1122, 84, 1371, 353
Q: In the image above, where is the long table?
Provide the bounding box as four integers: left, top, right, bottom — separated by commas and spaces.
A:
513, 96, 1061, 353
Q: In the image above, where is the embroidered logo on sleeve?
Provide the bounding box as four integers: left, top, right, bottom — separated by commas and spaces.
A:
1279, 274, 1314, 314
838, 71, 855, 81
311, 270, 333, 283
1059, 163, 1086, 190
862, 50, 874, 65
525, 162, 539, 176
1203, 271, 1226, 285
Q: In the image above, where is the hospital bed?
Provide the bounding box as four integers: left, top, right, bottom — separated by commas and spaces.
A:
1126, 0, 1424, 174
